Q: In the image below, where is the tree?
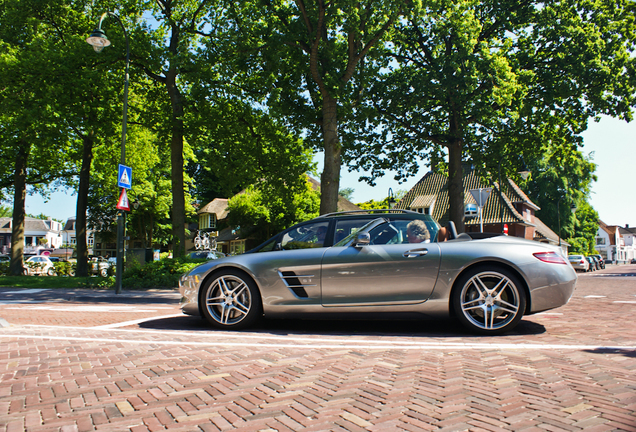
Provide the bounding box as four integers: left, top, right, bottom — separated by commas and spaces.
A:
351, 0, 635, 231
0, 0, 80, 274
227, 177, 320, 244
568, 201, 599, 255
231, 0, 406, 214
524, 147, 596, 241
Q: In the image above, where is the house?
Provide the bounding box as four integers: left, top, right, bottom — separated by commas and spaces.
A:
196, 177, 360, 254
395, 169, 568, 253
597, 222, 636, 263
0, 217, 65, 255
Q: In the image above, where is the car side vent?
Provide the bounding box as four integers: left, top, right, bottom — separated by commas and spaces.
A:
279, 271, 315, 298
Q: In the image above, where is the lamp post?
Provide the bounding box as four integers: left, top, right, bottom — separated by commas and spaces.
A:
87, 12, 130, 295
498, 156, 531, 234
387, 188, 396, 209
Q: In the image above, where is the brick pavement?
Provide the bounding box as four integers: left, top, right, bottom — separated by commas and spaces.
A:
0, 267, 635, 431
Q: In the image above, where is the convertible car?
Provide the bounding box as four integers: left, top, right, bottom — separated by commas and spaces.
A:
180, 211, 577, 335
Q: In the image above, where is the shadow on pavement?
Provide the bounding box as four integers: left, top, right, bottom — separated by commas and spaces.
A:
138, 315, 546, 338
584, 348, 636, 358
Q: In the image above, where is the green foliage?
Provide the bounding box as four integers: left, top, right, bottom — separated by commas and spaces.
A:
0, 262, 8, 276
227, 178, 320, 244
339, 188, 355, 201
121, 257, 203, 289
53, 261, 74, 277
567, 237, 591, 255
566, 201, 599, 255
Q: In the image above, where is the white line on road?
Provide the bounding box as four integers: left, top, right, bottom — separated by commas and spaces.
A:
0, 327, 634, 351
2, 289, 49, 294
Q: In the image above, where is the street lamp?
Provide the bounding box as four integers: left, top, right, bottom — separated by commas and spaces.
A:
87, 12, 130, 295
387, 188, 396, 209
498, 156, 531, 233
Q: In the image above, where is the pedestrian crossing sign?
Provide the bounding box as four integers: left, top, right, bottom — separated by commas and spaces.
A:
118, 164, 132, 189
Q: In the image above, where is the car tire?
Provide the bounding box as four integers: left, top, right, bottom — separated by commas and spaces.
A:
100, 268, 108, 277
452, 266, 526, 335
47, 268, 56, 276
69, 269, 76, 277
200, 270, 262, 330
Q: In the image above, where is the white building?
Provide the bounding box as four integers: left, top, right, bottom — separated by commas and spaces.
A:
0, 217, 64, 255
596, 221, 636, 263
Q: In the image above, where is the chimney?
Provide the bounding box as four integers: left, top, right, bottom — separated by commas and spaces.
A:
626, 224, 630, 229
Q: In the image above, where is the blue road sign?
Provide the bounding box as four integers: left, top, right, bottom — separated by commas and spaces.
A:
118, 164, 132, 189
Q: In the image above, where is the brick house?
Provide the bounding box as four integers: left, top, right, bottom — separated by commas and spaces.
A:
395, 169, 567, 252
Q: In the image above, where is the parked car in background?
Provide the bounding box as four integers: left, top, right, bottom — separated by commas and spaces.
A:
188, 250, 226, 260
0, 254, 9, 263
590, 254, 605, 269
89, 256, 111, 277
25, 255, 56, 276
568, 255, 589, 272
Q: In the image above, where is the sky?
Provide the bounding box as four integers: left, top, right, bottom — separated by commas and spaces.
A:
18, 115, 635, 227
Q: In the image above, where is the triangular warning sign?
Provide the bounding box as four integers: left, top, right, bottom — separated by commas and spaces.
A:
119, 169, 130, 186
117, 188, 130, 211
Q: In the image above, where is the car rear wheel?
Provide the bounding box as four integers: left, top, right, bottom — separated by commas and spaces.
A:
201, 270, 262, 330
452, 267, 526, 335
47, 268, 56, 276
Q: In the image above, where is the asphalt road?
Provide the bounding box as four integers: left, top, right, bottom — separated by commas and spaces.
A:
0, 265, 635, 431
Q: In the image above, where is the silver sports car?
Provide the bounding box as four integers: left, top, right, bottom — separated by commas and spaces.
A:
180, 212, 577, 335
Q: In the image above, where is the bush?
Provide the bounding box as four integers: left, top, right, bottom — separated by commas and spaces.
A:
0, 262, 8, 276
53, 261, 75, 276
121, 256, 204, 289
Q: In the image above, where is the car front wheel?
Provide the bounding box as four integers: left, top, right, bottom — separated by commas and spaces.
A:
201, 270, 262, 330
452, 267, 526, 335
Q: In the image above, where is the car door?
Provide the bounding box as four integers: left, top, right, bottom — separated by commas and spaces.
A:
321, 220, 441, 306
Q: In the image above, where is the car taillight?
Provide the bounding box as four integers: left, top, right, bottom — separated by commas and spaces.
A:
533, 252, 568, 264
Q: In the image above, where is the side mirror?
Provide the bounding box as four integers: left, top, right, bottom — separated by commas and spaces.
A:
354, 233, 370, 246
274, 243, 282, 251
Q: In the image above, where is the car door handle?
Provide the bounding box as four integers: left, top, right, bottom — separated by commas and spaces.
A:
403, 249, 428, 258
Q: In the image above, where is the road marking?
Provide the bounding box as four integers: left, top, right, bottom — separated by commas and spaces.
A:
0, 327, 634, 351
614, 301, 636, 304
4, 305, 173, 312
2, 289, 49, 294
584, 295, 606, 298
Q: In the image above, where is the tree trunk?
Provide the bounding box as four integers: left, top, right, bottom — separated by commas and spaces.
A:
319, 95, 341, 215
447, 138, 465, 233
75, 132, 94, 277
10, 141, 30, 276
167, 72, 186, 257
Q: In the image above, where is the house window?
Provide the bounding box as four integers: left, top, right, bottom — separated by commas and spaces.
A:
70, 237, 77, 245
230, 240, 245, 255
199, 213, 217, 230
87, 237, 94, 247
596, 237, 605, 245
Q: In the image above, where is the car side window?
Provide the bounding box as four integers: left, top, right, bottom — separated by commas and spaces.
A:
281, 221, 329, 250
333, 219, 373, 244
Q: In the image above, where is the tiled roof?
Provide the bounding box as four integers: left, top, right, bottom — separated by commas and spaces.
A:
395, 170, 538, 227
532, 215, 568, 245
0, 217, 61, 233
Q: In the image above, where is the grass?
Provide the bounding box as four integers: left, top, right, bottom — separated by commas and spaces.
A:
0, 275, 109, 289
